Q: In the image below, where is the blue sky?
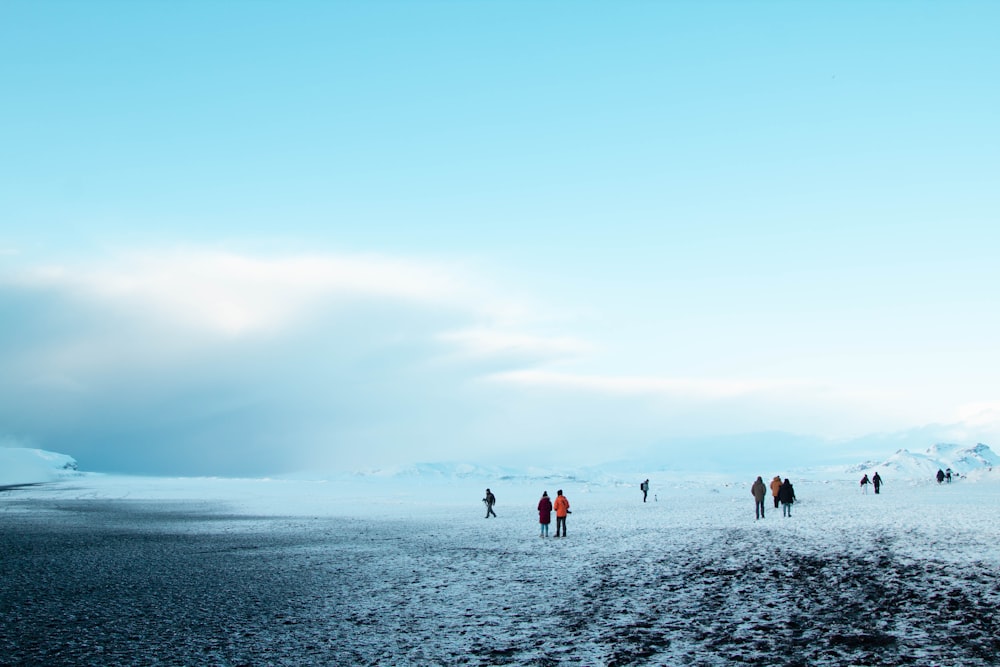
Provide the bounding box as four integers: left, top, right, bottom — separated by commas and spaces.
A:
2, 2, 999, 475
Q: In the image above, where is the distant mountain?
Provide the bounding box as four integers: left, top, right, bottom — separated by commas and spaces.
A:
847, 443, 997, 480
347, 461, 665, 487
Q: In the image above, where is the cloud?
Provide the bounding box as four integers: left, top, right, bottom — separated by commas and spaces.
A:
3, 246, 992, 476
0, 247, 583, 474
436, 329, 593, 364
483, 369, 805, 399
14, 248, 485, 337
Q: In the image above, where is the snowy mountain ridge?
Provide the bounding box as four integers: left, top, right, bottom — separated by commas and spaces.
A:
846, 442, 997, 480
3, 442, 997, 487
348, 461, 657, 487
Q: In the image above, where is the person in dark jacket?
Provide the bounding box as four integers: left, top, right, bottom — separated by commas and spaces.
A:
751, 476, 767, 520
484, 488, 496, 518
778, 478, 796, 517
537, 491, 553, 538
936, 469, 945, 484
871, 472, 882, 495
640, 479, 649, 503
860, 474, 870, 494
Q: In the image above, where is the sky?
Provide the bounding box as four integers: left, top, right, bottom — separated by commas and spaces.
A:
2, 1, 999, 476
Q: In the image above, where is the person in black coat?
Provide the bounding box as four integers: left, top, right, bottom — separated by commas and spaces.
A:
484, 488, 497, 518
871, 472, 882, 495
778, 478, 796, 517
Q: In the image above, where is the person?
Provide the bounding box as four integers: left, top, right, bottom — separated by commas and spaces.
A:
640, 479, 649, 503
553, 489, 570, 537
770, 475, 782, 509
936, 469, 945, 484
751, 476, 767, 520
537, 491, 553, 538
484, 488, 496, 518
872, 472, 882, 495
860, 474, 870, 494
945, 468, 953, 483
778, 478, 796, 517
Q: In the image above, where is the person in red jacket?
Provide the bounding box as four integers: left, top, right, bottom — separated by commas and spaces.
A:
537, 491, 553, 538
553, 489, 570, 537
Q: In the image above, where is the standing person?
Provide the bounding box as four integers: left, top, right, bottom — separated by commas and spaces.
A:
537, 491, 553, 538
751, 476, 767, 520
872, 472, 882, 495
936, 469, 945, 484
945, 468, 953, 483
778, 478, 796, 517
770, 475, 782, 509
553, 490, 570, 537
484, 488, 497, 518
640, 479, 650, 503
860, 474, 870, 494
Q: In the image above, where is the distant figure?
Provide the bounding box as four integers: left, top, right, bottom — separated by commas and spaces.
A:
640, 479, 650, 503
936, 469, 945, 484
945, 468, 953, 483
860, 474, 870, 494
537, 491, 553, 538
770, 476, 783, 509
553, 489, 570, 537
751, 476, 767, 520
484, 488, 496, 518
872, 472, 882, 494
778, 478, 796, 517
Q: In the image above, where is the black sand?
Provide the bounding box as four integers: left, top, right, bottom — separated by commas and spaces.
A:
3, 494, 1000, 667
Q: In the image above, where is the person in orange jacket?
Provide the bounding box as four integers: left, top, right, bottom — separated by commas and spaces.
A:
553, 489, 570, 537
770, 476, 782, 509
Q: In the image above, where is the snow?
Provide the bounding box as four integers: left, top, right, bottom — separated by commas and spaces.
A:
843, 442, 998, 480
0, 447, 79, 486
4, 447, 1000, 665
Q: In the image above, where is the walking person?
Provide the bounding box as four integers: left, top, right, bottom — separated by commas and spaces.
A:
779, 478, 796, 517
553, 490, 570, 537
860, 474, 870, 494
770, 475, 782, 509
537, 491, 552, 538
640, 479, 650, 503
936, 469, 945, 484
751, 476, 767, 520
872, 472, 882, 495
484, 488, 497, 518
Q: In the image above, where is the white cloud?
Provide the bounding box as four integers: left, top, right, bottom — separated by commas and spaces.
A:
5, 245, 990, 475
436, 329, 594, 362
14, 249, 485, 337
484, 368, 807, 399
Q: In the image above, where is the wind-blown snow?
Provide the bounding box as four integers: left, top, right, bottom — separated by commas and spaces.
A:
0, 447, 78, 486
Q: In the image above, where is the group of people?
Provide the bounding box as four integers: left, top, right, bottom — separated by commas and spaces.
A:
751, 476, 796, 519
537, 490, 570, 537
935, 468, 953, 484
490, 470, 905, 533
859, 472, 883, 494
485, 488, 572, 537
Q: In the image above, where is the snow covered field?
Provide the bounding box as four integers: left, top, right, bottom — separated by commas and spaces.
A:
2, 470, 999, 666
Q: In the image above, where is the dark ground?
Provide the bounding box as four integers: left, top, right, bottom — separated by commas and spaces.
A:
2, 497, 999, 666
